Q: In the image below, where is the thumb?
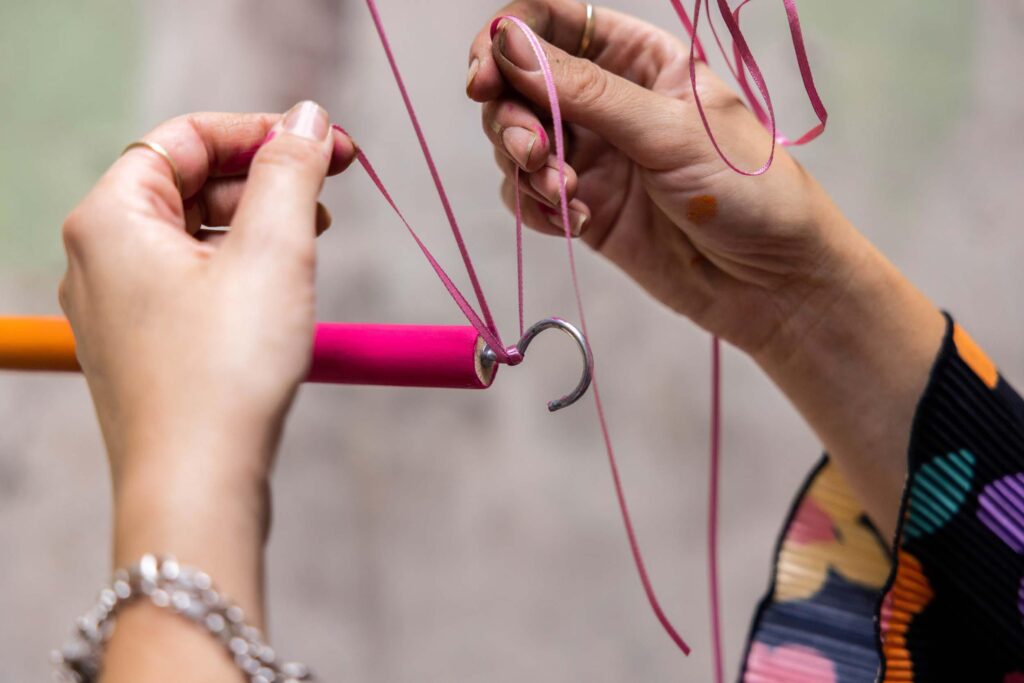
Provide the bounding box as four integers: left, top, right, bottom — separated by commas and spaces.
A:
492, 20, 691, 169
227, 100, 333, 259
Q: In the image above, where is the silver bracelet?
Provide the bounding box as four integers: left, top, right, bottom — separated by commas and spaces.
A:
51, 554, 313, 683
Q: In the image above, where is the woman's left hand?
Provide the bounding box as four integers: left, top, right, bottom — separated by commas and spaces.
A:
59, 107, 354, 675
61, 103, 354, 495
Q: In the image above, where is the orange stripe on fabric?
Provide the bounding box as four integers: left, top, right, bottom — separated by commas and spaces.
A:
880, 551, 933, 683
952, 324, 998, 388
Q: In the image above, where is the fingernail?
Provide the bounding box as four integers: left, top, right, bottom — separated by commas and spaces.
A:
331, 123, 360, 154
282, 100, 329, 141
571, 210, 588, 236
489, 17, 504, 38
546, 209, 587, 237
502, 127, 537, 169
466, 58, 480, 95
535, 125, 548, 148
496, 22, 539, 72
529, 166, 566, 206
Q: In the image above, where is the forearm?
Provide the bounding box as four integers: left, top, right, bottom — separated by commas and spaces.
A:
754, 202, 946, 539
101, 446, 271, 683
56, 105, 337, 683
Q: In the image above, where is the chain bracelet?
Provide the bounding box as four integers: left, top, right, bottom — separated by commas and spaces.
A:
51, 554, 313, 683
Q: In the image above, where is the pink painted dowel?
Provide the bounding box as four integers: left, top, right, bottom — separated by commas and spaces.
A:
308, 323, 496, 389
0, 318, 497, 390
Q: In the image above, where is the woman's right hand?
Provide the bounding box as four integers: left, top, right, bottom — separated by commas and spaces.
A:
467, 0, 946, 536
466, 0, 867, 359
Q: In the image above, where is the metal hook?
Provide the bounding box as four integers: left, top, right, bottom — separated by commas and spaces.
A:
481, 318, 593, 412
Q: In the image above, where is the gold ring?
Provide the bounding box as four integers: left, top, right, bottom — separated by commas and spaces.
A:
121, 140, 184, 196
575, 3, 596, 58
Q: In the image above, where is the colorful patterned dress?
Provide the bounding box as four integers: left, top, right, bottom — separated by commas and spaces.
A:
740, 315, 1024, 682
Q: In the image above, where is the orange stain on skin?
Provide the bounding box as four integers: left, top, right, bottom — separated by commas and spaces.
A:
686, 195, 718, 225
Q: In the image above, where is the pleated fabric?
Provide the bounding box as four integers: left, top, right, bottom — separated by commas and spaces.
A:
740, 315, 1024, 682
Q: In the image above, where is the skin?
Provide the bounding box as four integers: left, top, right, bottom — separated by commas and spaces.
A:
61, 3, 945, 679
60, 101, 355, 682
464, 0, 945, 538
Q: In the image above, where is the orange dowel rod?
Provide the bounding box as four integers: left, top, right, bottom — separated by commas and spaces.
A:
0, 317, 80, 372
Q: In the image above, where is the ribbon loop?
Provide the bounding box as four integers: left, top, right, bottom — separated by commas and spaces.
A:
503, 346, 525, 366
359, 0, 828, 670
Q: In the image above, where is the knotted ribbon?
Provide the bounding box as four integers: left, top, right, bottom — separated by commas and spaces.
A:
355, 0, 829, 677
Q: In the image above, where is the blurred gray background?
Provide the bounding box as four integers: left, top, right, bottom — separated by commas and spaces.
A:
1, 1, 1022, 681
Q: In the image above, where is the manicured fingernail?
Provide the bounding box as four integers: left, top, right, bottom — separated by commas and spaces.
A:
529, 166, 566, 206
466, 58, 480, 95
502, 126, 537, 169
331, 123, 359, 153
546, 209, 588, 237
282, 100, 329, 140
496, 21, 540, 72
571, 210, 588, 236
535, 125, 548, 148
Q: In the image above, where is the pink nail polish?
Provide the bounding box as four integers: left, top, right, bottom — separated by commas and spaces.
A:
535, 125, 548, 148
489, 17, 504, 38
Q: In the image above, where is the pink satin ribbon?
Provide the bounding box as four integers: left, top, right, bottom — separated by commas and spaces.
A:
669, 0, 827, 174
356, 0, 693, 655
357, 0, 828, 672
501, 15, 694, 656
362, 1, 525, 365
664, 2, 827, 677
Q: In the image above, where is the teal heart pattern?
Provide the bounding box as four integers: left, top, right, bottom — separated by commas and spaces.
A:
904, 449, 976, 539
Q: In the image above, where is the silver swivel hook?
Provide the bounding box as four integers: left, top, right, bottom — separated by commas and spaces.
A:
481, 318, 593, 412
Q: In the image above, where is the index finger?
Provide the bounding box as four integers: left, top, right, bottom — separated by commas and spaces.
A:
110, 112, 356, 228
466, 0, 603, 102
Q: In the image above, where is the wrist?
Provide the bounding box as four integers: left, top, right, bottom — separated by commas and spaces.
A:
104, 481, 271, 683
751, 225, 875, 372
749, 206, 945, 534
752, 214, 942, 381
114, 465, 270, 621
114, 456, 271, 522
747, 186, 901, 367
106, 407, 283, 491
